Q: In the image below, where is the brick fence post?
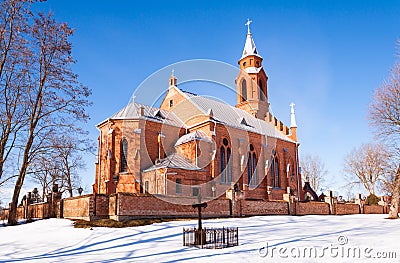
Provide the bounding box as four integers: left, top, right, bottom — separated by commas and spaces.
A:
355, 194, 363, 214
324, 191, 334, 215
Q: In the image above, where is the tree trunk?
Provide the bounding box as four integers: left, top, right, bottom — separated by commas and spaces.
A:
8, 134, 34, 225
388, 167, 400, 219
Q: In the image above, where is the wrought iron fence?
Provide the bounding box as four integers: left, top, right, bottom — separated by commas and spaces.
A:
183, 227, 239, 249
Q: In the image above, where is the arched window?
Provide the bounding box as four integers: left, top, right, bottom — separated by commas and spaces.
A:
259, 80, 264, 101
220, 138, 232, 183
241, 79, 247, 101
247, 152, 252, 184
120, 138, 128, 172
227, 148, 232, 182
252, 153, 257, 185
270, 153, 280, 188
247, 144, 257, 185
220, 146, 226, 183
270, 156, 275, 187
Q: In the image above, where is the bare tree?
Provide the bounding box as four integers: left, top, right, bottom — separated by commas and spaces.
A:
344, 143, 389, 196
369, 40, 400, 218
8, 12, 91, 225
29, 133, 89, 198
301, 154, 327, 192
0, 0, 34, 183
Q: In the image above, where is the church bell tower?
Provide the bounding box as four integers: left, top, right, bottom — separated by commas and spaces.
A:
235, 19, 269, 119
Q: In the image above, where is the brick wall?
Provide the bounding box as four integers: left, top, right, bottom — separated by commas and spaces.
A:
63, 195, 91, 220
27, 203, 50, 219
296, 202, 330, 215
1, 204, 52, 221
112, 193, 231, 220
335, 203, 360, 215
240, 200, 288, 216
363, 205, 385, 214
94, 194, 109, 218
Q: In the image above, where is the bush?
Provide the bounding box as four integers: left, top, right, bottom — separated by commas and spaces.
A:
365, 194, 380, 205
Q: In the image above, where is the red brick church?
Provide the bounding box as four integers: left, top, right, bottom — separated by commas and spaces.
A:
93, 21, 305, 203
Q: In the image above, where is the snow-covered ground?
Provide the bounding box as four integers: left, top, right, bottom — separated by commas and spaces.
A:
0, 214, 399, 263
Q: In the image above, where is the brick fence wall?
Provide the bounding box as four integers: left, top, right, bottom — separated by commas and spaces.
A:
110, 193, 231, 220
296, 202, 330, 215
240, 200, 289, 216
335, 203, 361, 215
1, 193, 398, 222
364, 205, 387, 214
63, 195, 91, 220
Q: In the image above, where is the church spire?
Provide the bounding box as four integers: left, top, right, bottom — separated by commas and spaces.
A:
236, 19, 269, 119
290, 102, 297, 128
169, 69, 177, 89
242, 19, 259, 59
289, 102, 298, 141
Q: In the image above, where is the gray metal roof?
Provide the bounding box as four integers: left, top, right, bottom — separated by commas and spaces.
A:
181, 91, 293, 142
143, 153, 202, 172
99, 88, 293, 143
175, 130, 212, 146
104, 102, 184, 128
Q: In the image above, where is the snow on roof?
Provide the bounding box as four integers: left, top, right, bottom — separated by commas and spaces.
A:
179, 93, 293, 142
99, 102, 185, 128
244, 66, 263, 74
143, 153, 202, 172
175, 130, 212, 146
241, 32, 262, 59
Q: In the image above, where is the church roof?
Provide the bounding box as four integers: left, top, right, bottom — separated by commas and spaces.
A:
99, 101, 184, 128
180, 91, 294, 142
143, 153, 202, 172
175, 130, 212, 146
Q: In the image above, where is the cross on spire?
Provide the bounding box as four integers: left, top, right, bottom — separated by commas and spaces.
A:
290, 102, 295, 113
245, 18, 252, 34
290, 102, 297, 128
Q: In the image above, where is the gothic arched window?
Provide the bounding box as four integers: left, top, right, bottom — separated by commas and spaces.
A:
220, 146, 226, 183
259, 80, 264, 101
120, 138, 128, 172
241, 79, 247, 102
270, 153, 280, 188
247, 144, 257, 185
227, 147, 232, 182
220, 138, 232, 183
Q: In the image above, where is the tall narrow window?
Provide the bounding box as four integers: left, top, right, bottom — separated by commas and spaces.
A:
227, 148, 232, 182
247, 144, 257, 186
259, 80, 264, 101
176, 179, 182, 194
120, 138, 128, 172
252, 153, 257, 185
270, 157, 275, 187
275, 157, 280, 187
247, 152, 252, 184
241, 79, 247, 101
220, 138, 231, 184
220, 146, 226, 183
270, 153, 280, 188
144, 181, 149, 193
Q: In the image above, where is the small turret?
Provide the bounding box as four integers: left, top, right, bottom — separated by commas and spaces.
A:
289, 102, 297, 141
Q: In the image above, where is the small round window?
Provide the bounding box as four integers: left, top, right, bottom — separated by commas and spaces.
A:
223, 138, 229, 146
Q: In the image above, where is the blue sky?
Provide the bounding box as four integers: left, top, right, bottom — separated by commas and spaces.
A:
17, 0, 399, 198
